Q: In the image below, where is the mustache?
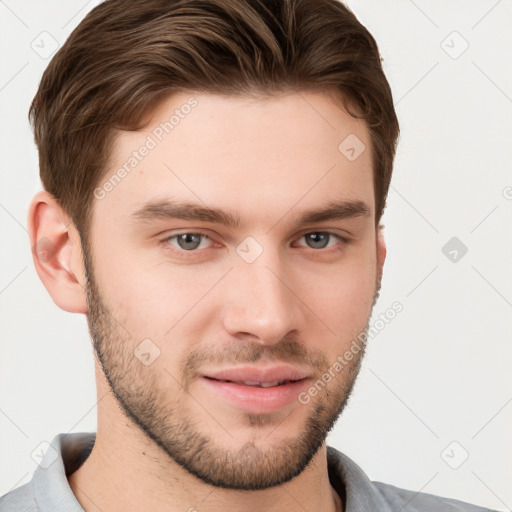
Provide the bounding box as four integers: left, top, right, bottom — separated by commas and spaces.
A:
181, 337, 329, 386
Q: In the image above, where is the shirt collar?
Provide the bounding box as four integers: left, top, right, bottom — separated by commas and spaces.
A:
32, 432, 92, 511
327, 446, 392, 511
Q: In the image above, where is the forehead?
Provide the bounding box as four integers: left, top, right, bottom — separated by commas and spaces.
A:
93, 91, 374, 230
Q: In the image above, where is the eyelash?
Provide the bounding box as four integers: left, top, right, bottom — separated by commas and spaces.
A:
160, 231, 349, 257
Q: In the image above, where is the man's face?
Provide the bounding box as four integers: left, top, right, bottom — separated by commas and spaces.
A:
84, 91, 382, 490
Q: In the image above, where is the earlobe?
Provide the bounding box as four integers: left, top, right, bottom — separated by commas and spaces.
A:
28, 190, 88, 314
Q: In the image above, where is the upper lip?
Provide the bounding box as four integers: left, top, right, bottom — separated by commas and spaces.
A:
202, 365, 310, 384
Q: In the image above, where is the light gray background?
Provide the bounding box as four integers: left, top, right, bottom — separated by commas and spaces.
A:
1, 0, 511, 509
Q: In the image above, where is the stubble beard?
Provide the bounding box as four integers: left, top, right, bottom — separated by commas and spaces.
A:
83, 245, 378, 490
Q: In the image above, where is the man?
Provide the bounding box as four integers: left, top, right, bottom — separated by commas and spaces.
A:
0, 0, 497, 511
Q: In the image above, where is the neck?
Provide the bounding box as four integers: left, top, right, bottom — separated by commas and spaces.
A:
68, 376, 342, 512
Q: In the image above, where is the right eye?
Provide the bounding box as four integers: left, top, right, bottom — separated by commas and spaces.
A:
163, 232, 214, 253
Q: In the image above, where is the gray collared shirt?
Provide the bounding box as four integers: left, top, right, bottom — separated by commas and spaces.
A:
0, 432, 497, 511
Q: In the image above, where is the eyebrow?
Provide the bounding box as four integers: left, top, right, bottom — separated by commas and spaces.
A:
130, 197, 371, 229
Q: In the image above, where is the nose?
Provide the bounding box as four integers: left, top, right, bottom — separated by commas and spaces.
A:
222, 251, 303, 346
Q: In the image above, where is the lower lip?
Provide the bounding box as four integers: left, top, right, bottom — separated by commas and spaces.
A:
200, 377, 310, 414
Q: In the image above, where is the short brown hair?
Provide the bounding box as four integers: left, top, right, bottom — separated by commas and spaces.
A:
29, 0, 399, 246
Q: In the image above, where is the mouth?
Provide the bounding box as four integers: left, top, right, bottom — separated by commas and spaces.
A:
203, 377, 303, 388
199, 365, 311, 414
202, 364, 310, 384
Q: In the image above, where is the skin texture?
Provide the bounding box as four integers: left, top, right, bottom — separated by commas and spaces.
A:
29, 91, 386, 512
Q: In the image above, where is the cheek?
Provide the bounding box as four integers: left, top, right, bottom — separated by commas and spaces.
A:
94, 249, 224, 345
298, 245, 377, 336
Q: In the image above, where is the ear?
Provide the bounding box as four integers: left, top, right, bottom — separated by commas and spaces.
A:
28, 190, 88, 314
376, 223, 387, 284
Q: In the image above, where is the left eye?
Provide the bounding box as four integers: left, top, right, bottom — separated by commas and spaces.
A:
296, 232, 342, 250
